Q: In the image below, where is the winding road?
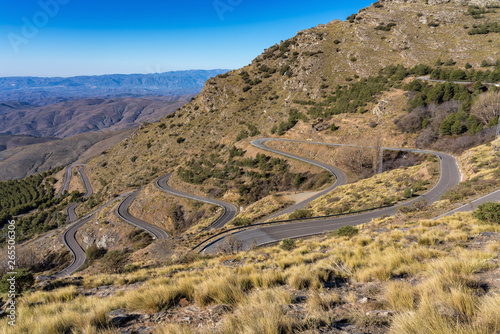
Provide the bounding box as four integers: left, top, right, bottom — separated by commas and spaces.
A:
58, 164, 77, 197
156, 174, 238, 230
55, 192, 132, 278
252, 139, 347, 220
55, 215, 93, 277
201, 138, 462, 252
57, 163, 171, 276
116, 191, 169, 240
55, 137, 499, 274
55, 165, 93, 277
64, 165, 93, 221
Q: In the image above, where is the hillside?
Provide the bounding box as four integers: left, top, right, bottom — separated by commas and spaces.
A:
1, 1, 500, 332
0, 70, 229, 105
0, 134, 59, 152
84, 0, 500, 203
0, 97, 191, 138
0, 129, 134, 180
4, 203, 500, 333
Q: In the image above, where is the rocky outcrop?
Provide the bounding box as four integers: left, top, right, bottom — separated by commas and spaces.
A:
382, 0, 500, 6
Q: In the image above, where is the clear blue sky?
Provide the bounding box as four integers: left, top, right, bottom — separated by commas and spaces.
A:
0, 0, 373, 77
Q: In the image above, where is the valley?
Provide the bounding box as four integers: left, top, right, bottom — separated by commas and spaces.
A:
1, 0, 500, 333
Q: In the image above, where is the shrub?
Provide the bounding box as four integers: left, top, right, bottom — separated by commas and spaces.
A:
474, 202, 500, 224
229, 146, 245, 158
0, 269, 34, 293
289, 209, 313, 220
346, 14, 357, 24
101, 250, 129, 274
330, 123, 340, 132
468, 22, 500, 35
375, 23, 396, 31
233, 218, 252, 226
277, 110, 307, 135
280, 238, 296, 251
335, 226, 359, 238
294, 174, 305, 187
444, 58, 456, 66
246, 124, 260, 136
85, 245, 107, 260
236, 130, 248, 142
176, 137, 186, 144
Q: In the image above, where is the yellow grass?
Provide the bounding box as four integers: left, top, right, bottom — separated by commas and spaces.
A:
5, 208, 500, 333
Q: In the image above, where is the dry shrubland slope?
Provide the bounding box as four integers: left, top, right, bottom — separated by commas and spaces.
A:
86, 0, 500, 205
2, 1, 500, 333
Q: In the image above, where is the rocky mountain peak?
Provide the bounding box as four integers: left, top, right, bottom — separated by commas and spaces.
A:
380, 0, 500, 6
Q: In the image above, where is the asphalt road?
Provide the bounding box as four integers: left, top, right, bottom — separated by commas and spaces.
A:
78, 166, 93, 199
203, 139, 462, 252
58, 164, 85, 197
54, 215, 93, 277
156, 174, 238, 230
434, 188, 500, 219
417, 76, 500, 88
56, 165, 94, 277
252, 139, 348, 220
116, 190, 169, 240
66, 203, 78, 222
65, 165, 93, 221
54, 191, 133, 278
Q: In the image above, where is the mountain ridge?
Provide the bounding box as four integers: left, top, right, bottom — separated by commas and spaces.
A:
85, 0, 500, 198
0, 96, 191, 138
0, 69, 230, 105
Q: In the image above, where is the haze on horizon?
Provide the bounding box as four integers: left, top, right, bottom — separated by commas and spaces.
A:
0, 0, 373, 77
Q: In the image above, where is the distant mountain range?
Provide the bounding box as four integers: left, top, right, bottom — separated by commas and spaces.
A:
0, 69, 230, 105
0, 69, 229, 179
0, 96, 190, 179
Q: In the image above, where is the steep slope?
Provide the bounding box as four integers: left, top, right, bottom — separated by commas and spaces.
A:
86, 0, 500, 201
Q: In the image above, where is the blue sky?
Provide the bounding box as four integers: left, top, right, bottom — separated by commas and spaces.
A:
0, 0, 374, 77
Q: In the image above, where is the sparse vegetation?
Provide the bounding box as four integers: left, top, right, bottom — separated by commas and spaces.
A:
7, 209, 500, 333
10, 2, 500, 332
375, 22, 397, 31
335, 226, 359, 238
474, 202, 500, 224
277, 109, 307, 135
0, 269, 34, 294
468, 22, 500, 35
280, 238, 296, 251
